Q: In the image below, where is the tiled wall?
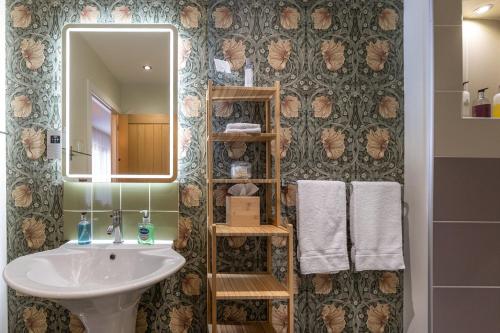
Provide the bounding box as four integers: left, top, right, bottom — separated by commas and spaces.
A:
433, 1, 500, 332
63, 182, 179, 241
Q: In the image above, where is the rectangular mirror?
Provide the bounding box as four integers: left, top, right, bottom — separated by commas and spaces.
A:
62, 24, 178, 182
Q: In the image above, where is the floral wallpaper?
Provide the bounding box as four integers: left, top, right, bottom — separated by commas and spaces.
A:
5, 0, 403, 332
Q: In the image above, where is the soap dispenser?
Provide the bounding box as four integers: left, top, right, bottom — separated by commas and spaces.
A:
493, 85, 500, 118
462, 81, 471, 118
472, 88, 491, 118
138, 210, 155, 245
77, 212, 92, 245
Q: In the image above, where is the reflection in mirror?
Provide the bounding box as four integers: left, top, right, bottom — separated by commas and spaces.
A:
462, 1, 500, 118
63, 25, 178, 182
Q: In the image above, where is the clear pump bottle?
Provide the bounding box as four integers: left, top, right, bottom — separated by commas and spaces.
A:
77, 212, 92, 245
493, 85, 500, 118
138, 210, 155, 245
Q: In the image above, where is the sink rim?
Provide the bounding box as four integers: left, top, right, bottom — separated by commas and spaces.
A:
3, 242, 185, 300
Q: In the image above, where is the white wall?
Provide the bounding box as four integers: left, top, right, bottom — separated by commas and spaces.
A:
403, 0, 433, 332
0, 0, 8, 330
120, 83, 168, 114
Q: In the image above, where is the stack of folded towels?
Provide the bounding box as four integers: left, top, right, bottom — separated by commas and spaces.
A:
225, 123, 261, 134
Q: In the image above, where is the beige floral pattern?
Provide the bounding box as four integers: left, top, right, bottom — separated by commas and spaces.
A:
225, 141, 247, 159
366, 128, 390, 160
272, 127, 292, 159
23, 306, 47, 333
22, 217, 46, 249
282, 95, 301, 118
213, 6, 233, 29
268, 39, 292, 71
111, 6, 132, 23
280, 7, 300, 30
282, 184, 297, 207
311, 8, 332, 30
222, 38, 246, 70
321, 40, 345, 71
12, 184, 32, 208
379, 8, 398, 31
379, 272, 399, 294
321, 304, 346, 333
80, 5, 100, 23
180, 5, 201, 29
313, 95, 333, 118
214, 101, 234, 117
367, 303, 390, 333
272, 304, 288, 333
313, 274, 333, 294
11, 5, 31, 28
136, 308, 148, 333
11, 95, 32, 118
21, 128, 46, 160
169, 305, 193, 333
227, 236, 246, 248
179, 38, 192, 70
181, 185, 202, 207
272, 236, 287, 248
378, 96, 399, 119
20, 39, 45, 70
68, 314, 85, 333
366, 40, 390, 72
182, 95, 201, 118
223, 305, 247, 322
174, 217, 193, 250
182, 273, 201, 296
321, 128, 345, 160
179, 127, 192, 159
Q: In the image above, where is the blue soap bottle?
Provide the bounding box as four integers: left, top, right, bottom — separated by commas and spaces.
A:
77, 212, 92, 245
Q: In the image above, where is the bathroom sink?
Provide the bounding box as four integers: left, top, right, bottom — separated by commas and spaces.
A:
3, 242, 185, 333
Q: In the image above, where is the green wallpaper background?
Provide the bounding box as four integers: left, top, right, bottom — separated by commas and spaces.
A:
5, 0, 404, 332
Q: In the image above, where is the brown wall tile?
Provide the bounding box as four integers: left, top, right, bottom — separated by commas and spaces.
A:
434, 0, 462, 26
433, 222, 500, 286
434, 157, 500, 221
433, 288, 500, 333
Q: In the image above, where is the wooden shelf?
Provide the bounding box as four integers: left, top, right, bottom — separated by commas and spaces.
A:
211, 224, 289, 237
210, 132, 276, 142
208, 273, 290, 300
210, 179, 278, 184
208, 322, 275, 333
211, 85, 276, 101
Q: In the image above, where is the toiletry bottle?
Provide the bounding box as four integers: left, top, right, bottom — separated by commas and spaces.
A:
244, 58, 253, 87
462, 81, 471, 118
138, 210, 155, 245
77, 212, 92, 245
472, 88, 491, 118
493, 85, 500, 118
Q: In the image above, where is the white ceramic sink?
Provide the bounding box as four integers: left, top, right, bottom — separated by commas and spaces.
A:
3, 242, 185, 333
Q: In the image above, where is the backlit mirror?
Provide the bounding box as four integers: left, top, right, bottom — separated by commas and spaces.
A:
62, 24, 178, 182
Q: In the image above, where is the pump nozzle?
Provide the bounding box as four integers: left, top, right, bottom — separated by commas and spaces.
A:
478, 88, 489, 93
140, 210, 149, 219
463, 81, 469, 88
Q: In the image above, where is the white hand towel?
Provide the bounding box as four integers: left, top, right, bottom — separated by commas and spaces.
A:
224, 127, 262, 134
297, 180, 349, 274
350, 181, 405, 271
226, 123, 261, 130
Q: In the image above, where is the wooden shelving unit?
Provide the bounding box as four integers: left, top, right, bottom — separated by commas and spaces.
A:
206, 80, 294, 333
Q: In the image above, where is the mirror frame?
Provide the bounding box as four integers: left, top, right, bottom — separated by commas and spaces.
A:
62, 24, 178, 182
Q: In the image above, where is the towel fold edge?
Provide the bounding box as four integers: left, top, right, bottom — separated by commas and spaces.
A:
299, 254, 350, 275
354, 253, 405, 272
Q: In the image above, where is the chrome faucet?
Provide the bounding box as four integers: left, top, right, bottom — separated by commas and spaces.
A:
106, 210, 123, 244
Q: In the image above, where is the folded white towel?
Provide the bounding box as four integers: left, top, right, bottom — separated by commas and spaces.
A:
350, 181, 405, 271
226, 123, 261, 130
224, 128, 262, 134
297, 180, 349, 274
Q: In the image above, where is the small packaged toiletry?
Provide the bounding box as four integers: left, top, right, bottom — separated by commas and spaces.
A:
472, 88, 491, 118
462, 81, 471, 118
231, 161, 252, 179
138, 210, 155, 245
77, 212, 92, 245
244, 58, 253, 87
493, 85, 500, 118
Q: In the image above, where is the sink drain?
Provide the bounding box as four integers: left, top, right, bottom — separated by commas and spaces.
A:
109, 254, 116, 260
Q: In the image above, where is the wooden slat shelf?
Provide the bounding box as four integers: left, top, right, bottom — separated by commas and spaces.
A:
210, 132, 277, 142
208, 322, 275, 333
208, 273, 290, 300
209, 178, 278, 184
211, 224, 289, 237
211, 85, 276, 101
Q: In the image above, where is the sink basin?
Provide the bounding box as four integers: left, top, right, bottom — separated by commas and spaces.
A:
3, 242, 185, 333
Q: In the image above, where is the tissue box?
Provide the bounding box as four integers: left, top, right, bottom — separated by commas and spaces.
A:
226, 196, 260, 226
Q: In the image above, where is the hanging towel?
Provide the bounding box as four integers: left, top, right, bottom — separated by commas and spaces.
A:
350, 181, 405, 271
297, 180, 349, 274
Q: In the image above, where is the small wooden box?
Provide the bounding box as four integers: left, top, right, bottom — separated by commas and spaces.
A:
226, 196, 260, 226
